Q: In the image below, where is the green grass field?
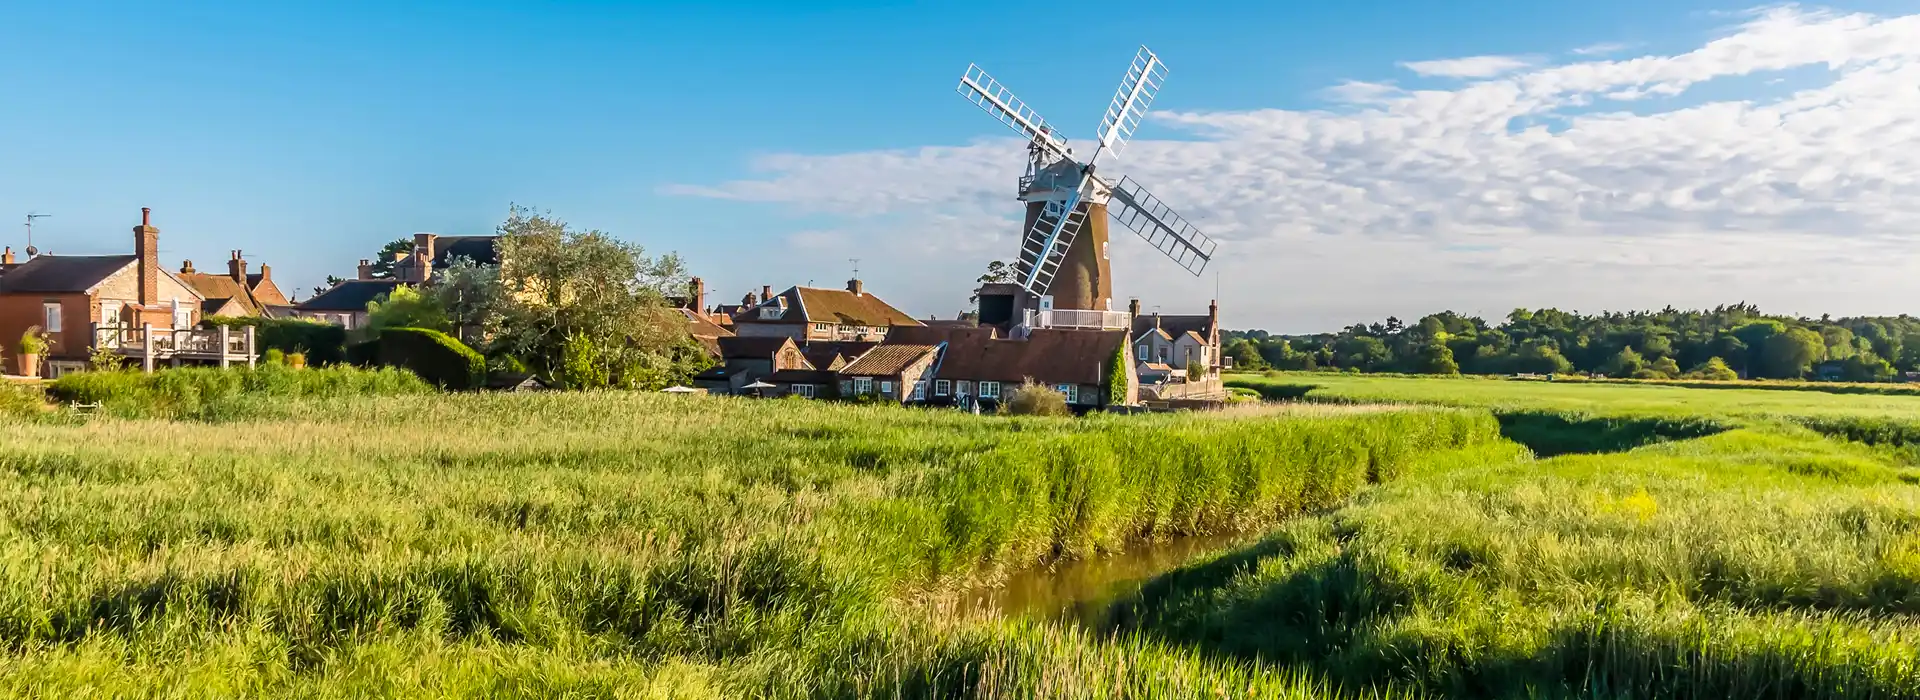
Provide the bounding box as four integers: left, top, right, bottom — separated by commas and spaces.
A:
3, 369, 1919, 697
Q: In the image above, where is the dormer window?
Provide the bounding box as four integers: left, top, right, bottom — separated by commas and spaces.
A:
759, 306, 783, 320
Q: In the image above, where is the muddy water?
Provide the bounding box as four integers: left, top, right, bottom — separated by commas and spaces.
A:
962, 532, 1257, 627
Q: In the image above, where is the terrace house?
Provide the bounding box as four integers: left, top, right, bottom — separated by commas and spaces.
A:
0, 209, 254, 376
692, 336, 809, 394
835, 344, 941, 404
176, 251, 292, 318
886, 326, 1137, 411
730, 279, 921, 343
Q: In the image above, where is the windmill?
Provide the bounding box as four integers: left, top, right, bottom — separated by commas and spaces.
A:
957, 46, 1216, 328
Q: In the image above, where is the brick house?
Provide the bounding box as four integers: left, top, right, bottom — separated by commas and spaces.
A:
729, 279, 922, 343
176, 251, 291, 318
886, 326, 1138, 411
692, 336, 809, 394
0, 208, 253, 376
293, 233, 500, 328
834, 344, 941, 404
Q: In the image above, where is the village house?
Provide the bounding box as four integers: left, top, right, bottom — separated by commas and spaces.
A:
729, 279, 922, 343
692, 335, 810, 394
292, 233, 502, 329
834, 344, 941, 403
176, 251, 292, 318
1129, 300, 1222, 375
885, 325, 1138, 411
0, 209, 254, 377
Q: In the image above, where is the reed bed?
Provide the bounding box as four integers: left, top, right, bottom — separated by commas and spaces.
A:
0, 390, 1495, 697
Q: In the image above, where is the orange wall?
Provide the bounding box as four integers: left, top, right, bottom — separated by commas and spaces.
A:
0, 293, 91, 361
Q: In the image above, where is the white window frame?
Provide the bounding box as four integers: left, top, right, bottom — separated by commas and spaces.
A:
43, 302, 62, 333
759, 306, 783, 320
854, 377, 873, 395
1137, 343, 1148, 358
880, 380, 894, 396
172, 302, 193, 330
979, 381, 1000, 399
839, 380, 853, 395
911, 382, 926, 400
956, 380, 973, 396
796, 384, 815, 398
935, 379, 951, 396
1056, 383, 1079, 404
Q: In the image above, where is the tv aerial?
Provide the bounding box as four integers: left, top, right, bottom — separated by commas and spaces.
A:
24, 213, 50, 256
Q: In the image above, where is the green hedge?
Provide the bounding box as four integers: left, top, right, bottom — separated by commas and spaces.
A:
377, 327, 485, 390
204, 316, 348, 365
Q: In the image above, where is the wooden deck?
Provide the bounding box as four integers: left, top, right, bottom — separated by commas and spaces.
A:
93, 325, 256, 370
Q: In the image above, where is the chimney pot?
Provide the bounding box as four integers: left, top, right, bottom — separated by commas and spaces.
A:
258, 264, 270, 281
762, 285, 772, 302
141, 207, 150, 227
847, 278, 863, 296
229, 250, 248, 283
180, 260, 195, 274
2, 247, 13, 266
357, 259, 374, 281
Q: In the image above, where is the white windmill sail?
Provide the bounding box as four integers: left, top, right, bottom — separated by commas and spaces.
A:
956, 45, 1215, 297
1108, 176, 1216, 275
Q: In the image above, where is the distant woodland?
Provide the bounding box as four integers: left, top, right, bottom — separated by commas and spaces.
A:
1226, 304, 1920, 382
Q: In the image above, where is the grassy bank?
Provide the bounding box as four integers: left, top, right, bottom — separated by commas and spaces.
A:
0, 391, 1493, 697
1108, 423, 1920, 698
42, 365, 431, 420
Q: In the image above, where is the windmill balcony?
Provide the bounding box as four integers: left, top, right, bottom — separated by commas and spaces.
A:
1027, 309, 1131, 331
92, 323, 257, 371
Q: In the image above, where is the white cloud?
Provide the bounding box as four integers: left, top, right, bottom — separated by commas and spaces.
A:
666, 6, 1920, 332
1571, 41, 1634, 56
1400, 54, 1538, 78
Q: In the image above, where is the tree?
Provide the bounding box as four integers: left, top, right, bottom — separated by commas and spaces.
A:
1513, 339, 1574, 375
1687, 357, 1740, 381
1841, 352, 1896, 382
491, 205, 694, 389
1224, 338, 1266, 371
1602, 347, 1646, 378
428, 257, 504, 344
1820, 326, 1856, 361
970, 260, 1016, 303
1647, 356, 1682, 379
1758, 327, 1824, 379
1408, 343, 1459, 375
363, 285, 451, 337
367, 238, 415, 279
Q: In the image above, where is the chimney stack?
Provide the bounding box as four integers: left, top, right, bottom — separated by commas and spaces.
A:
180, 260, 195, 274
258, 264, 271, 282
2, 247, 13, 266
1207, 299, 1219, 344
688, 277, 706, 313
133, 208, 159, 308
1128, 298, 1140, 322
762, 285, 772, 303
410, 233, 436, 282
357, 259, 373, 281
228, 250, 248, 284
847, 278, 863, 296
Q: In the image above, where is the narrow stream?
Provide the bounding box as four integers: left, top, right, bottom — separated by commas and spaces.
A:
962, 532, 1257, 627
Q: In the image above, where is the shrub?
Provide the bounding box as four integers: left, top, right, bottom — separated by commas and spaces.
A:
1688, 356, 1740, 381
205, 316, 349, 365
1108, 345, 1131, 406
46, 364, 430, 419
287, 352, 307, 369
263, 348, 286, 366
345, 339, 380, 367
557, 331, 609, 390
1002, 380, 1071, 417
18, 326, 48, 355
376, 327, 485, 390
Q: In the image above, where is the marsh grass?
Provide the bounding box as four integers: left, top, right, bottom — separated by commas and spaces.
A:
0, 391, 1495, 697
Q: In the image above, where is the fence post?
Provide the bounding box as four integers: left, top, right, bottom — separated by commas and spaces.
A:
218, 325, 231, 368
244, 326, 256, 368
141, 323, 154, 373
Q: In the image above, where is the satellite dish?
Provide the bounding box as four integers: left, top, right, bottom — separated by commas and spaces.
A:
24, 245, 37, 257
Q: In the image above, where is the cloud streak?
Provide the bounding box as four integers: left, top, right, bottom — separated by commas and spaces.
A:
1400, 54, 1538, 78
666, 6, 1920, 331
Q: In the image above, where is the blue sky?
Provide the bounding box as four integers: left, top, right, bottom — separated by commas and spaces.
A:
4, 1, 1918, 331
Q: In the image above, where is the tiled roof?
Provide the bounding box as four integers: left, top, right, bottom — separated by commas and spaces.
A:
1132, 313, 1214, 345
681, 308, 732, 339
296, 279, 401, 311
433, 237, 500, 267
717, 335, 795, 360
891, 328, 1125, 385
840, 344, 937, 377
0, 255, 135, 294
179, 272, 264, 315
801, 341, 877, 371
738, 286, 922, 328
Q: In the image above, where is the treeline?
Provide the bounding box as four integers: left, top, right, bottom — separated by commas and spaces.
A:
1226, 303, 1920, 382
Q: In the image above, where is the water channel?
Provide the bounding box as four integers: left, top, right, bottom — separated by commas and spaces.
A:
961, 532, 1260, 627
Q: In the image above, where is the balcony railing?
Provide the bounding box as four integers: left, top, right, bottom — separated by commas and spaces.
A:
93, 324, 256, 369
1026, 308, 1132, 331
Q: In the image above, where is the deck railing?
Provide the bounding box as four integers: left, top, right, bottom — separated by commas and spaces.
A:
1027, 308, 1131, 331
92, 324, 256, 371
